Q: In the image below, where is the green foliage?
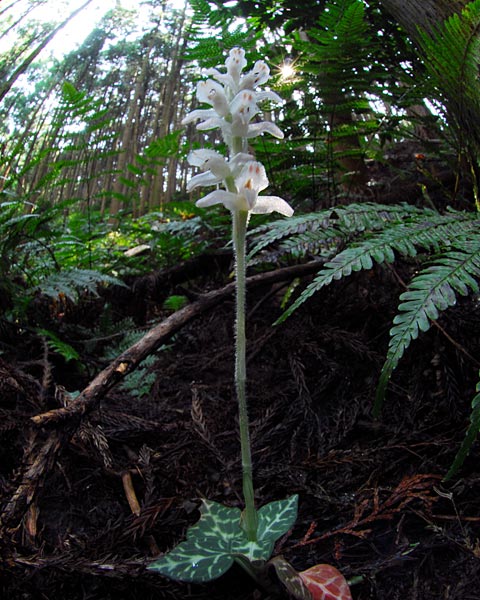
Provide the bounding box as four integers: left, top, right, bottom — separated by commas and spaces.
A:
37, 328, 81, 363
229, 0, 436, 206
185, 0, 263, 66
445, 372, 480, 480
37, 268, 125, 302
106, 130, 183, 208
250, 202, 480, 474
248, 202, 426, 263
163, 295, 189, 311
149, 495, 298, 582
102, 325, 167, 398
418, 0, 480, 156
375, 244, 480, 415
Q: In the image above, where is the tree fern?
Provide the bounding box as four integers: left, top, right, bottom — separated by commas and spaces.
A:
292, 0, 392, 175
418, 0, 480, 113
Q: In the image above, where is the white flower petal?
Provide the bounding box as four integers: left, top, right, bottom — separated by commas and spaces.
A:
251, 195, 294, 217
205, 68, 235, 92
182, 108, 217, 125
230, 90, 259, 124
187, 171, 222, 192
196, 80, 229, 116
247, 121, 284, 139
187, 149, 231, 178
196, 190, 238, 210
236, 161, 269, 193
187, 149, 221, 168
255, 90, 283, 104
240, 61, 270, 90
196, 117, 225, 131
226, 47, 247, 85
229, 152, 255, 172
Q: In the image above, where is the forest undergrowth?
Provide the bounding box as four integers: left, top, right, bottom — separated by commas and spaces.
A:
1, 197, 480, 598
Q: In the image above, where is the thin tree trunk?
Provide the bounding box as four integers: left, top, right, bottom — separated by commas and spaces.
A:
0, 0, 96, 103
109, 34, 156, 223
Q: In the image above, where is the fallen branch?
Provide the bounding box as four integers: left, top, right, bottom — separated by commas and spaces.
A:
32, 260, 321, 427
1, 260, 321, 530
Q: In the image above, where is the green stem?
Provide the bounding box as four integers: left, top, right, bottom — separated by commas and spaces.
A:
233, 208, 257, 541
231, 136, 245, 155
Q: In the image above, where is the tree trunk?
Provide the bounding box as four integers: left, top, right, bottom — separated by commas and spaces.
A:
379, 0, 470, 38
380, 0, 480, 163
0, 0, 95, 103
109, 34, 156, 224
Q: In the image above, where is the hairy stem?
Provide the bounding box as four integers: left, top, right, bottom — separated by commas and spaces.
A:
233, 208, 257, 541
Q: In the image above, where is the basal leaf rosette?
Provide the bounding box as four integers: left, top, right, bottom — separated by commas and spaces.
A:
149, 495, 298, 583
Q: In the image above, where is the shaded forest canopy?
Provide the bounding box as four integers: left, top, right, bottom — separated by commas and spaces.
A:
1, 1, 480, 599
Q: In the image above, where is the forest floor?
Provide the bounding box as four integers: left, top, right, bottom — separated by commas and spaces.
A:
1, 152, 480, 599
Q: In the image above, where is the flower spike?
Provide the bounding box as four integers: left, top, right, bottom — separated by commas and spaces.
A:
183, 47, 291, 216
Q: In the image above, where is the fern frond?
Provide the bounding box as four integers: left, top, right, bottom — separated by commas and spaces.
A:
248, 212, 335, 260
418, 0, 480, 108
248, 202, 426, 261
418, 0, 480, 165
276, 210, 478, 324
37, 268, 126, 302
374, 243, 480, 415
37, 328, 80, 362
444, 372, 480, 480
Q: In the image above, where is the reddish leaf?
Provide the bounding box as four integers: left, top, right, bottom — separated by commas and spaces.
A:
299, 564, 353, 600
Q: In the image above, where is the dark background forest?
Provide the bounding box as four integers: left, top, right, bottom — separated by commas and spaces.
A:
1, 0, 480, 598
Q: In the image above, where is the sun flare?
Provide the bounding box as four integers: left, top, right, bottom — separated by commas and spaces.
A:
278, 58, 297, 81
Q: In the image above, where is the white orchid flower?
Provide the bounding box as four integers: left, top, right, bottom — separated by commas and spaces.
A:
186, 150, 254, 192
195, 161, 293, 217
183, 49, 291, 217
182, 89, 259, 132
182, 48, 284, 149
225, 47, 248, 87
205, 47, 248, 95
239, 60, 270, 90
196, 80, 229, 116
229, 90, 283, 141
230, 90, 260, 124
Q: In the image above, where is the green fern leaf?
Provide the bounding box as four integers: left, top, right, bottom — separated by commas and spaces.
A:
374, 245, 480, 415
37, 268, 126, 302
37, 328, 80, 363
248, 202, 426, 262
444, 373, 480, 480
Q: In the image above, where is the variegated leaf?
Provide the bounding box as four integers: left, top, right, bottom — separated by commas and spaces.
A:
269, 555, 313, 599
149, 499, 273, 582
299, 564, 353, 600
257, 494, 299, 543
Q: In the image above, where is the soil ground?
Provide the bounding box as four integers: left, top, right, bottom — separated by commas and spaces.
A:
1, 249, 480, 600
